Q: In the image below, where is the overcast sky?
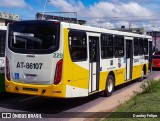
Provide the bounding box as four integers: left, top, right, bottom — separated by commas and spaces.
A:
0, 0, 160, 31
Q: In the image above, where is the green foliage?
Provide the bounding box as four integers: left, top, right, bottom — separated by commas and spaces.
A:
103, 79, 160, 121
140, 79, 160, 94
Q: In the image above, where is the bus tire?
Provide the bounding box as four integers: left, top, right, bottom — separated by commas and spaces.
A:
104, 75, 115, 97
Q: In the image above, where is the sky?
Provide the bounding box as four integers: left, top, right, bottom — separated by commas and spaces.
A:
0, 0, 160, 31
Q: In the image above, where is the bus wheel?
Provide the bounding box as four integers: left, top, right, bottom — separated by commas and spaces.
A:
104, 75, 115, 97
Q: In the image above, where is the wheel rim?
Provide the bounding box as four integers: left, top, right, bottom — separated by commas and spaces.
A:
108, 79, 113, 92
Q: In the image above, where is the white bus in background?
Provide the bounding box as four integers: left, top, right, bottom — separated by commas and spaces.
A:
0, 26, 6, 72
0, 26, 6, 92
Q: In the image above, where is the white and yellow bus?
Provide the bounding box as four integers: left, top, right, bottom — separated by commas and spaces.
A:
5, 20, 153, 97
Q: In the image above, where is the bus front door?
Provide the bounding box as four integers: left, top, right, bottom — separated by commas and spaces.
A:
126, 39, 133, 80
89, 36, 100, 93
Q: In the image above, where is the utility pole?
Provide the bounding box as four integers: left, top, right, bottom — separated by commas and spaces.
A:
42, 0, 48, 20
129, 21, 131, 32
155, 31, 157, 47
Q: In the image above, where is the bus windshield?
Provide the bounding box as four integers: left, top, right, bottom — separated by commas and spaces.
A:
8, 21, 59, 54
0, 30, 6, 57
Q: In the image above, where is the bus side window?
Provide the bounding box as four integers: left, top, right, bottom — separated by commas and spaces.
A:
134, 38, 139, 56
139, 38, 144, 55
114, 35, 124, 58
69, 30, 87, 62
144, 39, 148, 55
101, 34, 113, 59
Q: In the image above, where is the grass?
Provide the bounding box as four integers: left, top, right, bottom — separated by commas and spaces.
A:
103, 79, 160, 121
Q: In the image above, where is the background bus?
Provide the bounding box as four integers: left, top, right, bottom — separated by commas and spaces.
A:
5, 20, 152, 98
0, 26, 6, 92
152, 53, 160, 68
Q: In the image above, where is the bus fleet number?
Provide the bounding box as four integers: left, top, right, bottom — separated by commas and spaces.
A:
16, 62, 43, 69
53, 53, 63, 58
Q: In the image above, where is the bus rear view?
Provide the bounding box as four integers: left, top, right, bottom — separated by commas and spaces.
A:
5, 20, 65, 97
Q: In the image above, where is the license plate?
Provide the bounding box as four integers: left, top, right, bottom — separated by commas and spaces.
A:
24, 74, 37, 80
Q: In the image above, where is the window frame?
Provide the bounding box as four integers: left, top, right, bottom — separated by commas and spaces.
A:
113, 35, 124, 58
134, 37, 139, 56
101, 34, 114, 59
139, 38, 144, 55
68, 30, 87, 62
8, 21, 60, 54
144, 38, 149, 55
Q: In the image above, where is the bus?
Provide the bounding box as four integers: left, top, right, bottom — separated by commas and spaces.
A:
5, 20, 153, 97
0, 26, 6, 92
152, 53, 160, 68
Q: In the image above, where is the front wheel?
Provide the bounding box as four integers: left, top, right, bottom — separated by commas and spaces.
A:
104, 75, 115, 97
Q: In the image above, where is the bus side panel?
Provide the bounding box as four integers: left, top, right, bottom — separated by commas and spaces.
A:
132, 65, 137, 80
136, 64, 143, 78
71, 62, 89, 97
99, 57, 126, 90
72, 63, 89, 89
99, 72, 109, 91
99, 68, 125, 90
62, 28, 73, 97
146, 63, 149, 75
63, 28, 89, 97
114, 68, 125, 86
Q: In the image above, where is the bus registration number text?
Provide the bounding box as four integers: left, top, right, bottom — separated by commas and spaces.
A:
16, 62, 43, 69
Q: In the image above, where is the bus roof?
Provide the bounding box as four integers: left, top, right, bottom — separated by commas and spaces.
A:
61, 21, 151, 39
9, 20, 152, 39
